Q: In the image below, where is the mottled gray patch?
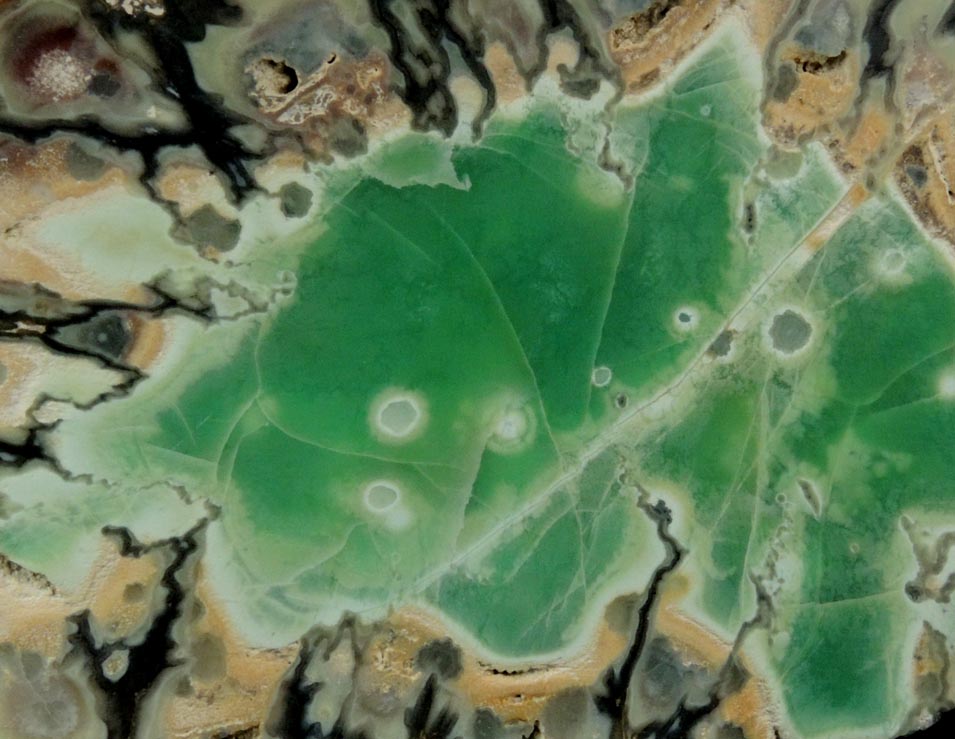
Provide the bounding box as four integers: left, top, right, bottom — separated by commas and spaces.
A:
3, 668, 81, 738
20, 652, 43, 681
65, 143, 108, 181
708, 329, 734, 358
720, 655, 749, 695
764, 147, 804, 179
192, 633, 227, 681
328, 118, 368, 157
769, 309, 812, 353
605, 593, 639, 635
356, 682, 402, 716
772, 63, 799, 101
639, 637, 685, 706
88, 72, 121, 97
715, 724, 747, 739
123, 582, 145, 602
181, 205, 241, 252
279, 182, 313, 218
416, 638, 462, 679
906, 164, 928, 188
541, 687, 590, 739
51, 312, 130, 362
473, 708, 506, 739
561, 75, 601, 98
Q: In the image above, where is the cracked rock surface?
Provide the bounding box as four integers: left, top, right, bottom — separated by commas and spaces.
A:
3, 1, 955, 738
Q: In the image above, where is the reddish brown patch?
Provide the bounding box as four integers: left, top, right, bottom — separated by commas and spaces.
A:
10, 24, 78, 82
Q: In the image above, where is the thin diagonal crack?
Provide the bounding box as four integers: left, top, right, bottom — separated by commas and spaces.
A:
415, 197, 563, 455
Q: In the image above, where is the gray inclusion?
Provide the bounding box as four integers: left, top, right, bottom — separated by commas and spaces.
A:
327, 117, 368, 157
179, 205, 241, 252
472, 708, 506, 739
906, 164, 928, 188
279, 182, 313, 218
769, 309, 813, 353
605, 592, 641, 635
0, 651, 85, 739
794, 0, 853, 57
638, 637, 688, 707
771, 63, 799, 101
65, 143, 108, 181
88, 72, 122, 98
708, 329, 734, 358
190, 633, 227, 682
415, 638, 463, 679
472, 709, 534, 739
627, 634, 722, 730
541, 687, 595, 739
0, 281, 86, 322
764, 147, 804, 179
9, 677, 82, 737
715, 724, 748, 739
51, 312, 131, 363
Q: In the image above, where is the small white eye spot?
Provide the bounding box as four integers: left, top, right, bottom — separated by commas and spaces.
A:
363, 480, 400, 512
938, 369, 955, 399
592, 366, 612, 388
369, 389, 428, 444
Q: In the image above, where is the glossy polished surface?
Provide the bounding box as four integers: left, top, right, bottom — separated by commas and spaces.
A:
2, 2, 955, 738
